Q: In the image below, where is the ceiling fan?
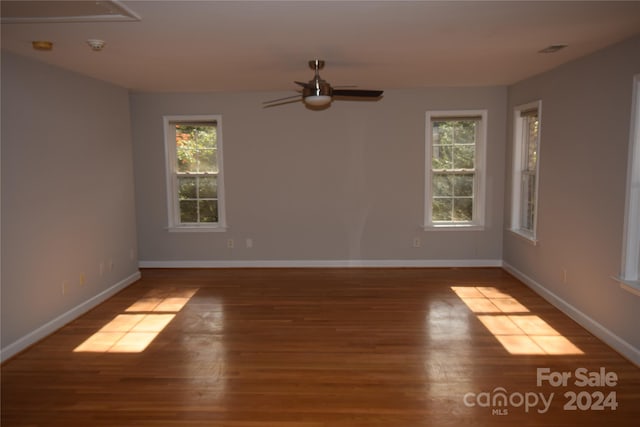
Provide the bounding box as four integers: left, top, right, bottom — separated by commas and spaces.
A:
263, 60, 384, 108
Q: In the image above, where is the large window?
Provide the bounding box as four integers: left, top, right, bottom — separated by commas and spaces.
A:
163, 115, 226, 231
511, 101, 542, 241
620, 75, 640, 293
425, 110, 487, 229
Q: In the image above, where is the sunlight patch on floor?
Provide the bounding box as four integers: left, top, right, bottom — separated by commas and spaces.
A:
73, 288, 198, 353
451, 286, 583, 355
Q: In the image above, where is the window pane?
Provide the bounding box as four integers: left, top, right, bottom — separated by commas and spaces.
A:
433, 174, 452, 197
198, 176, 217, 198
453, 145, 475, 169
199, 200, 218, 223
454, 174, 474, 197
432, 145, 453, 169
433, 122, 453, 145
195, 127, 217, 149
526, 117, 539, 171
453, 121, 477, 145
198, 149, 218, 173
178, 177, 197, 199
453, 198, 473, 221
175, 124, 217, 173
177, 146, 195, 172
521, 173, 536, 231
433, 198, 452, 221
432, 120, 477, 171
179, 200, 198, 223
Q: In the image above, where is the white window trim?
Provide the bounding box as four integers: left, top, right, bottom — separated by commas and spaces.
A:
509, 100, 542, 244
424, 110, 487, 231
163, 115, 227, 232
618, 75, 640, 294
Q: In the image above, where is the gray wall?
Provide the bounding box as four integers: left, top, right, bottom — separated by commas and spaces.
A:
1, 52, 139, 357
504, 35, 640, 357
130, 87, 507, 265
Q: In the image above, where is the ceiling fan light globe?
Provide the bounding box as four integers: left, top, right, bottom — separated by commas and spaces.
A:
304, 95, 332, 106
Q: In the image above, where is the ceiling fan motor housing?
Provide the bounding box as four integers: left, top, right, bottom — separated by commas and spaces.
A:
303, 79, 333, 98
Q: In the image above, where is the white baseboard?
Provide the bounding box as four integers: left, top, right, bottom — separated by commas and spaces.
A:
502, 262, 640, 367
0, 271, 141, 363
138, 259, 503, 269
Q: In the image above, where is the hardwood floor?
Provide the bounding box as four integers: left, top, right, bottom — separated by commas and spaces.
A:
2, 268, 639, 426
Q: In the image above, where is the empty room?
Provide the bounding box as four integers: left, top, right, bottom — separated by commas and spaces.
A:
2, 1, 640, 426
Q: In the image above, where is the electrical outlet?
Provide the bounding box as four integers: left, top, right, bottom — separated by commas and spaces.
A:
62, 281, 69, 295
246, 238, 253, 248
413, 237, 421, 248
562, 269, 568, 284
227, 239, 234, 249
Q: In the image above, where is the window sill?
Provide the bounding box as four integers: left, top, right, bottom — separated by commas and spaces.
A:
613, 277, 640, 296
508, 229, 538, 246
167, 225, 228, 233
423, 224, 484, 232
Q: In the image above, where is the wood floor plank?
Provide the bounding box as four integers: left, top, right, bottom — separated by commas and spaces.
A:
2, 268, 639, 426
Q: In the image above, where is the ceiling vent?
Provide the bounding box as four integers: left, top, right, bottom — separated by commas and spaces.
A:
1, 0, 140, 24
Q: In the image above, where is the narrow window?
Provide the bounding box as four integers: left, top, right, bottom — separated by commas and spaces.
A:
425, 110, 487, 229
620, 75, 640, 292
163, 116, 226, 231
511, 101, 542, 241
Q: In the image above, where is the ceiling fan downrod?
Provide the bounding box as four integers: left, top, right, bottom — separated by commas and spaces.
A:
305, 59, 332, 101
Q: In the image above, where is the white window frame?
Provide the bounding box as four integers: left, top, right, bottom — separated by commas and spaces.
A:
619, 75, 640, 295
424, 110, 487, 230
510, 100, 542, 243
163, 115, 227, 232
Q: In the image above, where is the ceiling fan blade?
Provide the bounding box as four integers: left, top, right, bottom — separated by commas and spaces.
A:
263, 97, 303, 108
263, 94, 302, 105
332, 89, 383, 98
294, 81, 310, 88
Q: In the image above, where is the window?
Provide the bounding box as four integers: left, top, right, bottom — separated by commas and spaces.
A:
163, 115, 226, 231
425, 110, 487, 229
511, 101, 542, 242
620, 75, 640, 293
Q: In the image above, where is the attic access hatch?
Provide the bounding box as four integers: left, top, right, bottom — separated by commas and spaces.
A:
1, 0, 140, 23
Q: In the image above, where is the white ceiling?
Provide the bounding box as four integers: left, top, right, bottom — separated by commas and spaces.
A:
2, 1, 640, 93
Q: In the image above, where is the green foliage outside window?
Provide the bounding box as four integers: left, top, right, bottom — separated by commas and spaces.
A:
521, 116, 539, 232
175, 124, 218, 223
176, 124, 218, 173
431, 119, 477, 222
